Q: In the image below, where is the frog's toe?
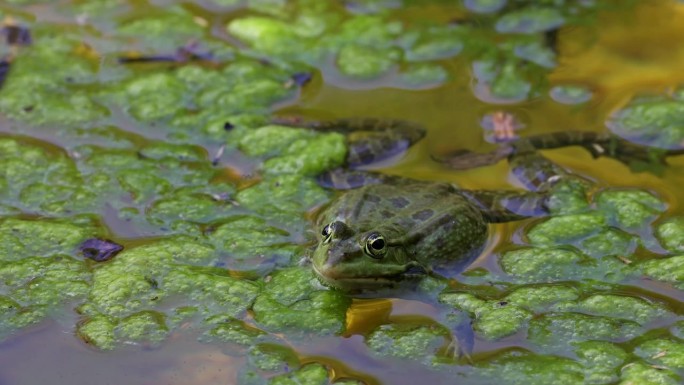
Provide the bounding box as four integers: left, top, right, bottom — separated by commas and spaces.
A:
587, 139, 684, 169
444, 336, 473, 364
444, 317, 474, 363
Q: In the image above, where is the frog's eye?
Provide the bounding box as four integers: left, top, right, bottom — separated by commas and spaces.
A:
364, 233, 386, 258
321, 224, 332, 240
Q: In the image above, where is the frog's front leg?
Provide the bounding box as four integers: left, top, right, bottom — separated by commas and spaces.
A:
454, 142, 569, 222
443, 310, 475, 362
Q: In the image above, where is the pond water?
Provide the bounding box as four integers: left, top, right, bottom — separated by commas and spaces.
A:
1, 0, 684, 384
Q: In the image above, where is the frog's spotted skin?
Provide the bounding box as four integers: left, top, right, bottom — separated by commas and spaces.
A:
313, 181, 488, 290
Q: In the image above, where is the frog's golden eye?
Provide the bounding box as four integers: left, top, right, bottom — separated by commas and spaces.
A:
364, 233, 386, 258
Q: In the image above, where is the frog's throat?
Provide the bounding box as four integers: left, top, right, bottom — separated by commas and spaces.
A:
312, 262, 428, 289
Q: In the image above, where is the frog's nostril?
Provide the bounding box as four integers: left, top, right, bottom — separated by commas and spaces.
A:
330, 221, 354, 239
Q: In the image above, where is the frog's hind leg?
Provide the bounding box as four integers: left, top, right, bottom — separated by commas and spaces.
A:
316, 168, 403, 189
508, 142, 570, 191
344, 119, 425, 168
273, 117, 426, 168
467, 140, 577, 222
526, 131, 684, 173
459, 189, 549, 223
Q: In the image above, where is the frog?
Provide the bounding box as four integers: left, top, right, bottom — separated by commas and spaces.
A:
277, 117, 684, 292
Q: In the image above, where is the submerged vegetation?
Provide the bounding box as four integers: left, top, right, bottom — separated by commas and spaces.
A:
0, 0, 683, 384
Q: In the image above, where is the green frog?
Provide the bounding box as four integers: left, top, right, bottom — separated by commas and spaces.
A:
284, 118, 683, 292
274, 116, 684, 358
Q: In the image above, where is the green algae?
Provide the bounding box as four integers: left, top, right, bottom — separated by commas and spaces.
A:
105, 61, 293, 130
77, 315, 117, 350
656, 217, 684, 253
117, 7, 207, 50
527, 213, 606, 246
635, 338, 684, 369
201, 318, 265, 346
528, 312, 640, 346
573, 341, 627, 385
0, 32, 108, 125
472, 59, 533, 102
0, 138, 88, 215
401, 25, 464, 62
504, 285, 579, 312
238, 343, 347, 384
238, 125, 347, 176
579, 228, 638, 259
620, 362, 681, 385
247, 343, 299, 372
336, 44, 400, 79
439, 292, 489, 316
525, 187, 665, 262
607, 94, 684, 149
147, 186, 237, 226
222, 0, 606, 94
0, 253, 91, 338
208, 216, 297, 266
438, 280, 671, 346
398, 63, 449, 88
474, 305, 532, 340
73, 237, 262, 349
545, 177, 591, 215
500, 247, 591, 282
549, 85, 593, 105
553, 294, 669, 325
366, 322, 447, 361
479, 350, 584, 385
116, 310, 169, 345
495, 7, 565, 34
235, 174, 331, 225
269, 363, 330, 385
596, 189, 666, 229
0, 218, 94, 261
641, 255, 684, 290
251, 267, 350, 334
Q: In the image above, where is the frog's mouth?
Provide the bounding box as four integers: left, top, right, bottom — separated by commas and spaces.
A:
312, 264, 428, 290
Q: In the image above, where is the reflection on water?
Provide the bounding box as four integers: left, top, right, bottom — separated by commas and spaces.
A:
0, 320, 244, 385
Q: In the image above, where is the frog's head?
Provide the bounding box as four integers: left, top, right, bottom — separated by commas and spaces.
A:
312, 220, 427, 291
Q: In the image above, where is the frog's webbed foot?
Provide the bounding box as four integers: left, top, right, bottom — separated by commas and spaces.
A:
583, 137, 684, 174
522, 131, 684, 174
297, 255, 311, 266
443, 312, 475, 363
444, 338, 473, 364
